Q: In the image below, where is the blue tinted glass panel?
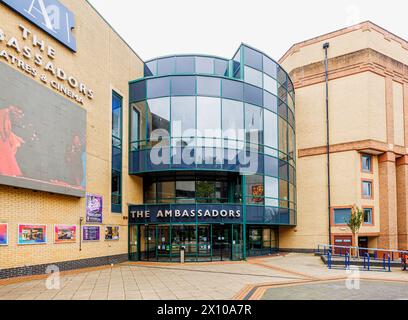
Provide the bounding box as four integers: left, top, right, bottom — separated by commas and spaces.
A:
197, 77, 221, 96
130, 80, 146, 102
243, 46, 262, 71
147, 77, 171, 98
214, 59, 228, 76
244, 66, 263, 87
334, 208, 351, 224
364, 208, 373, 224
222, 79, 243, 101
279, 160, 288, 180
264, 156, 278, 177
171, 76, 196, 96
145, 61, 157, 77
244, 84, 263, 106
157, 57, 175, 76
196, 57, 214, 74
264, 91, 278, 113
362, 155, 371, 172
263, 56, 277, 79
176, 56, 195, 74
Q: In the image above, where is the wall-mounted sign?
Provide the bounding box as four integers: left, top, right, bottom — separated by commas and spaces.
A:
0, 223, 8, 245
82, 226, 100, 242
54, 225, 76, 244
130, 208, 242, 221
104, 226, 119, 241
86, 194, 103, 223
18, 224, 47, 245
0, 0, 77, 52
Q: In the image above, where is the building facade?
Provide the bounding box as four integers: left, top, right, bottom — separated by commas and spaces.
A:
127, 46, 296, 262
279, 21, 408, 252
0, 0, 144, 278
1, 0, 407, 279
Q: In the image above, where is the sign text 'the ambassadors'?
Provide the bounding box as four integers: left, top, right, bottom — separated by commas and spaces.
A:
130, 209, 242, 220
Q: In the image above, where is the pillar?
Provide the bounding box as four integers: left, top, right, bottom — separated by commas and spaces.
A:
396, 156, 408, 250
378, 152, 398, 249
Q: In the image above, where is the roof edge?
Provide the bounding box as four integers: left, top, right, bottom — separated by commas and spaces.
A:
279, 21, 408, 64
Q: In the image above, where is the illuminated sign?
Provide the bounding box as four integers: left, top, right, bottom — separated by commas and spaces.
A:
0, 0, 77, 52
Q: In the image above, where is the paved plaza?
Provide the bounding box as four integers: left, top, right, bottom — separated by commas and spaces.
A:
1, 253, 408, 300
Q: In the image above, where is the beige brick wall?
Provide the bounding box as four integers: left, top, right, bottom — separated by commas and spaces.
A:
0, 1, 144, 269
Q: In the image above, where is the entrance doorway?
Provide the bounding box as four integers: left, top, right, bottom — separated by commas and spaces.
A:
333, 235, 352, 254
358, 236, 368, 256
212, 225, 232, 261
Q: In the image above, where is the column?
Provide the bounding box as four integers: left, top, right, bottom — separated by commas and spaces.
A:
378, 152, 398, 249
397, 156, 408, 250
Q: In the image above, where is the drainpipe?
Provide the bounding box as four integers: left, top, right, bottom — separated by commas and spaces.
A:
323, 42, 332, 246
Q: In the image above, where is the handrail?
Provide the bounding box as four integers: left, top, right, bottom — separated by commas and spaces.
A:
317, 243, 408, 255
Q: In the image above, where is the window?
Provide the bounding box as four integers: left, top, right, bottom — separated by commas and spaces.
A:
147, 77, 170, 99
362, 180, 373, 199
147, 98, 170, 146
176, 181, 195, 203
263, 74, 277, 96
362, 154, 372, 173
263, 56, 277, 79
196, 57, 214, 74
197, 77, 220, 96
243, 46, 262, 71
171, 76, 196, 96
111, 91, 122, 213
264, 110, 278, 156
244, 66, 263, 87
265, 176, 279, 207
222, 99, 244, 149
333, 208, 351, 225
171, 97, 196, 147
245, 103, 263, 152
176, 56, 195, 74
197, 97, 221, 146
222, 79, 243, 101
246, 175, 264, 204
130, 106, 139, 149
363, 208, 373, 224
157, 57, 175, 75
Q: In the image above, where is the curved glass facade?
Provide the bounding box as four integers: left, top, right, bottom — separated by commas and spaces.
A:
128, 44, 295, 262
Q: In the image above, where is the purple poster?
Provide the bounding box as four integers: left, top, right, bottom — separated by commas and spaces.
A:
86, 194, 103, 223
82, 226, 100, 241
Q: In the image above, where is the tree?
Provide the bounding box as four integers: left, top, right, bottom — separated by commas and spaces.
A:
346, 205, 364, 258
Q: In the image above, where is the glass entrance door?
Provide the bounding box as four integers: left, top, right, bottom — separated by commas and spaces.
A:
141, 225, 157, 261
212, 225, 231, 261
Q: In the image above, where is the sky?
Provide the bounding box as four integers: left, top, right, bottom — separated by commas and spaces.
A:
87, 0, 408, 62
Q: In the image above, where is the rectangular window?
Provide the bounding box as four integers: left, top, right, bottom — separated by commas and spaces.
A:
362, 180, 373, 199
111, 91, 122, 213
333, 208, 351, 225
361, 154, 372, 173
363, 208, 373, 224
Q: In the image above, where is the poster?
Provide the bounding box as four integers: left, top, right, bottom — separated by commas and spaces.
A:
18, 224, 47, 245
82, 226, 100, 241
54, 225, 77, 244
252, 185, 264, 203
0, 223, 8, 245
86, 194, 103, 223
105, 226, 120, 241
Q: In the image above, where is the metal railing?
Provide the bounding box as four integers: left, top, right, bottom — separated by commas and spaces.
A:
317, 244, 408, 261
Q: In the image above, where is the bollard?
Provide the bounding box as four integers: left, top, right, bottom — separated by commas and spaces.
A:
180, 246, 185, 264
366, 253, 370, 271
388, 254, 391, 272
328, 250, 332, 269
